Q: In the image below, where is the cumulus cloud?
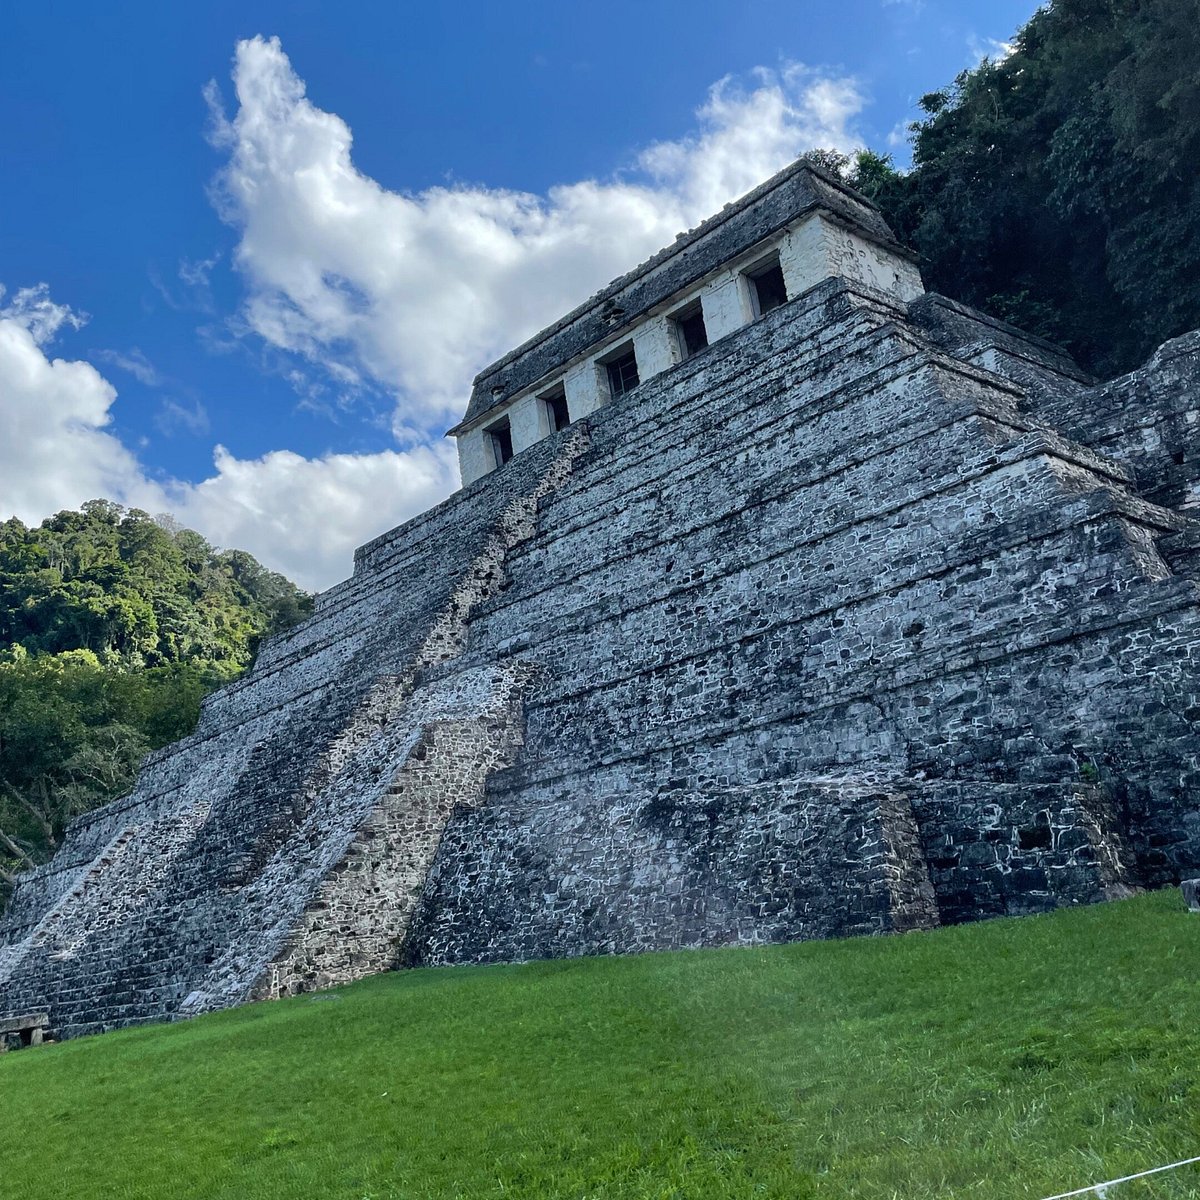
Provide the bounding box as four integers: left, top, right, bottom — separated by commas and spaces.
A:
179, 442, 458, 589
0, 286, 160, 521
0, 285, 457, 590
3, 40, 867, 591
207, 36, 867, 431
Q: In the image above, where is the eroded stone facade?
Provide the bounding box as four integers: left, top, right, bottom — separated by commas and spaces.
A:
1, 162, 1197, 1039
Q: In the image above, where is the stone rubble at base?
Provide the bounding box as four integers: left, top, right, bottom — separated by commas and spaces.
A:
1, 161, 1197, 1041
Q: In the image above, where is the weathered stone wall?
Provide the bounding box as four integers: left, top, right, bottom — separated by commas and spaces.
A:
406, 276, 1198, 964
1033, 330, 1200, 514
1, 213, 1197, 1038
910, 781, 1135, 924
256, 698, 527, 1000
406, 777, 1136, 965
406, 778, 941, 965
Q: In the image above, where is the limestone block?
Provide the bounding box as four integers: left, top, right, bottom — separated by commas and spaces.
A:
1183, 879, 1200, 911
507, 394, 541, 455
781, 213, 923, 303
564, 358, 604, 419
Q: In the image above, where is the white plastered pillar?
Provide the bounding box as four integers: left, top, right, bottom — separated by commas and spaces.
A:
700, 269, 750, 341
564, 358, 605, 419
506, 395, 542, 454
632, 316, 678, 382
456, 428, 492, 486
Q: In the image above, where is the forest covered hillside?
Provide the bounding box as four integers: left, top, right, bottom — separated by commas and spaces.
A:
0, 501, 312, 902
848, 0, 1200, 377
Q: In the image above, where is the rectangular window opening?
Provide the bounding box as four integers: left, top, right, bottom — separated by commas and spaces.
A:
541, 386, 570, 433
672, 303, 709, 359
486, 418, 514, 468
604, 347, 640, 399
746, 258, 788, 317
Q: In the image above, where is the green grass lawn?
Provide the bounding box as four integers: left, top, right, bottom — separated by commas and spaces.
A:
2, 890, 1198, 1199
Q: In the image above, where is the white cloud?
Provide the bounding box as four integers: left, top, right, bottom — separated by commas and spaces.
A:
148, 254, 221, 315
968, 34, 1016, 65
2, 40, 867, 592
207, 36, 867, 431
1, 283, 86, 345
0, 285, 457, 590
179, 441, 458, 590
179, 254, 220, 291
0, 286, 160, 522
155, 398, 211, 437
95, 347, 163, 387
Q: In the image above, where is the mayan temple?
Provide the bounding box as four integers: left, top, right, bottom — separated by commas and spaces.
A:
2, 160, 1197, 1041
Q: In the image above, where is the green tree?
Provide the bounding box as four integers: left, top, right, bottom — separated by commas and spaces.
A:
0, 502, 311, 670
849, 0, 1200, 376
0, 503, 312, 904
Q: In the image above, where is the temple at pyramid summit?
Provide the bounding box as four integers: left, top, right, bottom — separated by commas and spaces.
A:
2, 160, 1198, 1041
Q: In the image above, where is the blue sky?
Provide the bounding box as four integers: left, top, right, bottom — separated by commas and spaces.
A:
0, 0, 1039, 589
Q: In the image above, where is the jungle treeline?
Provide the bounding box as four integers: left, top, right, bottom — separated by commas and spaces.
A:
845, 0, 1200, 377
0, 501, 311, 901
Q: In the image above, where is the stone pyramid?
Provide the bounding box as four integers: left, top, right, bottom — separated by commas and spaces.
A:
2, 162, 1197, 1040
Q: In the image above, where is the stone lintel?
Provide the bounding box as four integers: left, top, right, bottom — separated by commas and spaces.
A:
0, 1012, 49, 1037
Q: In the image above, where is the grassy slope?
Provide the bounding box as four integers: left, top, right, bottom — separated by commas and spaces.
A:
1, 891, 1198, 1200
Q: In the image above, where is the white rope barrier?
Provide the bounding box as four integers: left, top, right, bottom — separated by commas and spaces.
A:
1039, 1154, 1200, 1199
